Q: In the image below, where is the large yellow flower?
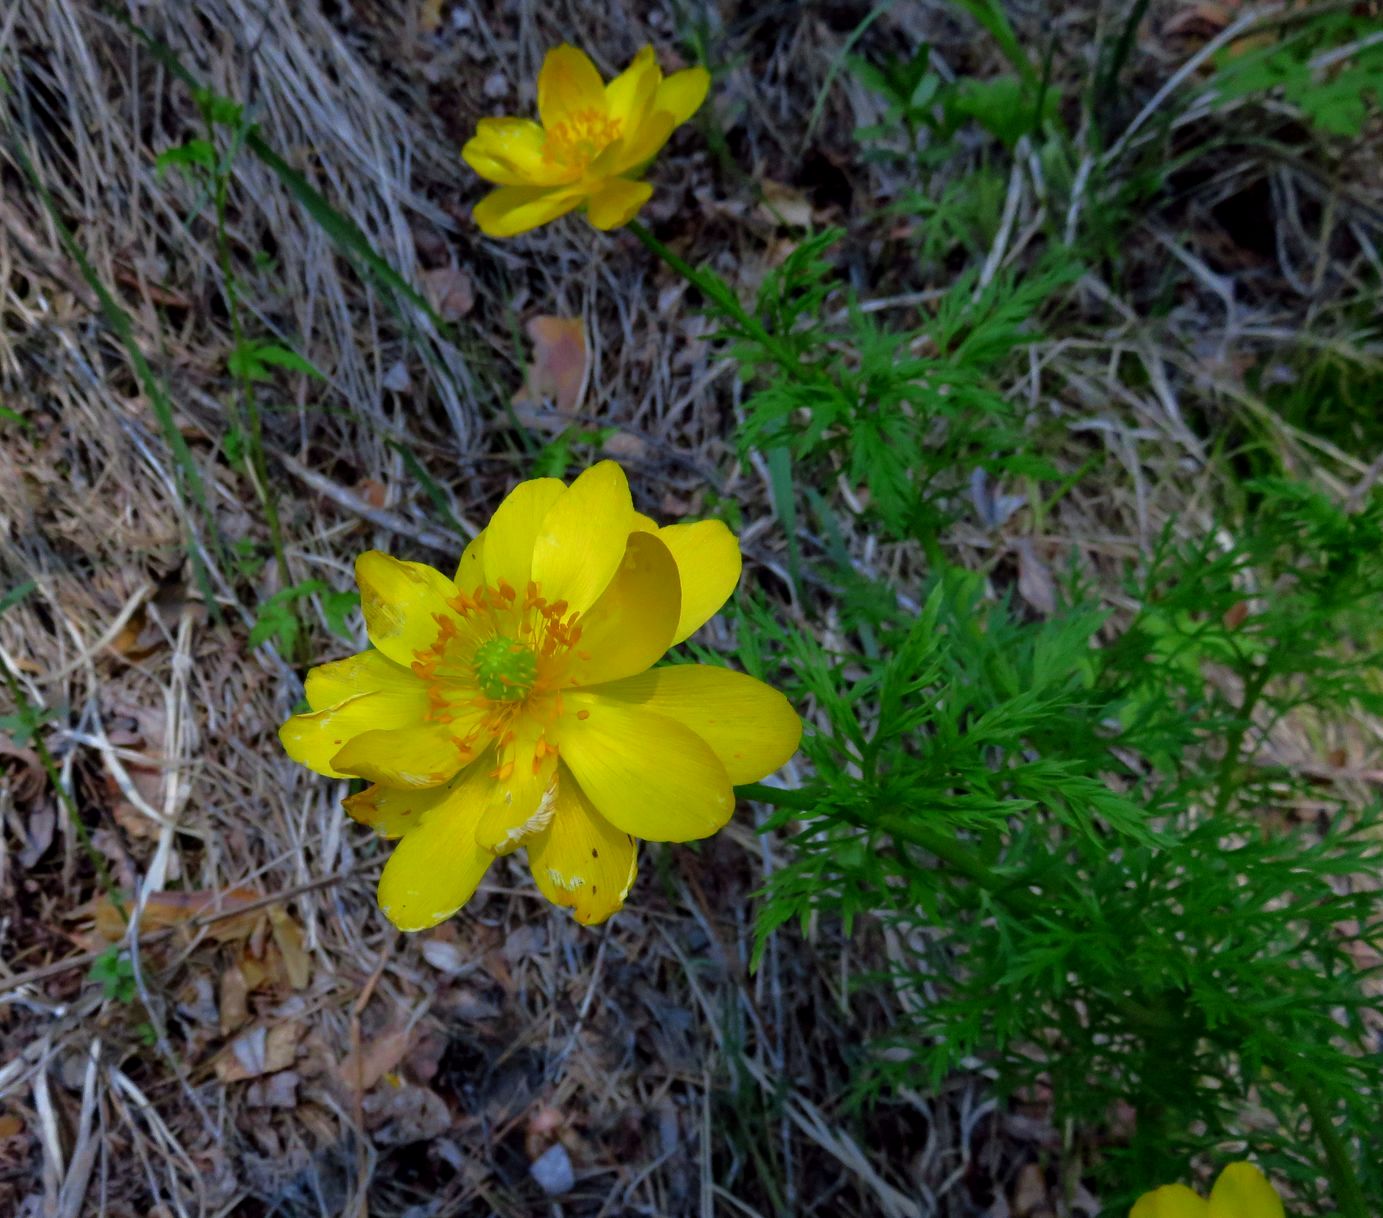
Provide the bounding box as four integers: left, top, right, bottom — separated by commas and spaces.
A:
279, 462, 800, 930
1130, 1162, 1284, 1218
461, 44, 709, 237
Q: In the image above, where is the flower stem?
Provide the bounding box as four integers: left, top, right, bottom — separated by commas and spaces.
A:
1298, 1073, 1368, 1218
1213, 662, 1270, 817
624, 219, 801, 370
209, 115, 296, 639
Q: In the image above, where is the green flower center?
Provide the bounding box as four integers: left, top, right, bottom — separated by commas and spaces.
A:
473, 636, 537, 702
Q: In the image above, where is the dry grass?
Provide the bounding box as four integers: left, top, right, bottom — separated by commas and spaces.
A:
1, 1, 1380, 1216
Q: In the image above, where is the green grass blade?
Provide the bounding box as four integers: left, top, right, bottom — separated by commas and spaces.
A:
765, 446, 801, 599
386, 440, 472, 538
0, 580, 36, 618
948, 0, 1036, 87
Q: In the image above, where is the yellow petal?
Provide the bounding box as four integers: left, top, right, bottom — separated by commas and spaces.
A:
279, 688, 430, 778
656, 519, 742, 643
612, 110, 676, 172
604, 46, 661, 132
1130, 1185, 1209, 1218
537, 45, 608, 131
304, 648, 420, 712
611, 63, 709, 173
588, 134, 633, 179
586, 178, 654, 230
531, 460, 633, 613
527, 772, 637, 925
356, 551, 467, 669
462, 117, 570, 186
480, 477, 566, 597
580, 664, 799, 784
330, 721, 475, 788
473, 185, 585, 238
631, 512, 659, 533
656, 67, 711, 124
455, 529, 485, 586
473, 726, 560, 852
377, 762, 495, 931
567, 531, 679, 686
1208, 1164, 1283, 1218
556, 693, 734, 841
344, 781, 452, 838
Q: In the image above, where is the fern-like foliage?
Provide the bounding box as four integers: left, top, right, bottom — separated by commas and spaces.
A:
747, 482, 1383, 1210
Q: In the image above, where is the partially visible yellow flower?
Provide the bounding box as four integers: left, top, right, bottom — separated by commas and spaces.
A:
279, 462, 800, 930
461, 44, 710, 237
1130, 1162, 1285, 1218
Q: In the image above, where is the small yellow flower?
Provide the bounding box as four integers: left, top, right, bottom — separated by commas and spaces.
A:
1130, 1162, 1285, 1218
461, 44, 710, 237
280, 462, 800, 930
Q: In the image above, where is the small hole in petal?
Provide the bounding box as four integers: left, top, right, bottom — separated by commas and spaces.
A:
591, 848, 599, 858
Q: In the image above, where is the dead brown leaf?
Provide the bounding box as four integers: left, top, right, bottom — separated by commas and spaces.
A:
86, 886, 262, 943
1163, 2, 1237, 38
336, 1024, 414, 1093
1163, 2, 1308, 63
215, 1021, 304, 1082
245, 1070, 300, 1109
419, 0, 444, 34
515, 316, 588, 418
420, 936, 475, 976
404, 1030, 447, 1084
110, 602, 155, 660
0, 734, 45, 802
1012, 1162, 1052, 1217
268, 906, 311, 990
757, 179, 814, 229
355, 478, 390, 508
112, 801, 160, 839
17, 806, 55, 869
524, 1104, 565, 1160
601, 431, 649, 461
1223, 600, 1250, 630
237, 949, 272, 994
362, 1080, 451, 1144
1015, 539, 1056, 617
103, 697, 167, 810
420, 266, 474, 321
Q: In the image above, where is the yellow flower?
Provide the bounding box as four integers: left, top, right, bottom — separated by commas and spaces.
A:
1130, 1163, 1285, 1218
461, 44, 710, 237
279, 462, 800, 930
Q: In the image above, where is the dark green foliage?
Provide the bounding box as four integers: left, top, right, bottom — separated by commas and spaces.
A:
1211, 11, 1383, 138
748, 481, 1383, 1209
88, 946, 137, 1003
853, 42, 1058, 162
226, 338, 323, 384
717, 13, 1383, 1208
730, 232, 1074, 543
249, 580, 359, 652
